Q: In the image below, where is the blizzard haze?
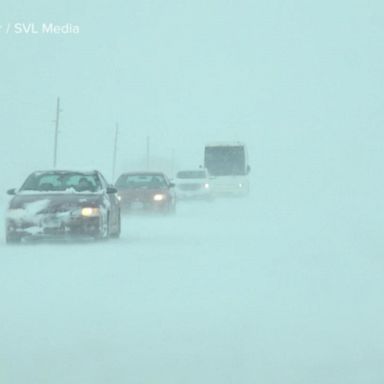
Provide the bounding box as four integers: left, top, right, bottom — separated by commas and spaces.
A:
1, 0, 384, 383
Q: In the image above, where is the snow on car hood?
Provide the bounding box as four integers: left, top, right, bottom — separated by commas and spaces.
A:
7, 199, 51, 221
8, 193, 103, 210
7, 193, 105, 229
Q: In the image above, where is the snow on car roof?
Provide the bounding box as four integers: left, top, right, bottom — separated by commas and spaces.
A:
32, 170, 98, 175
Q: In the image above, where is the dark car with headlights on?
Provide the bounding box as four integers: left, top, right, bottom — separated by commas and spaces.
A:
5, 170, 121, 243
115, 172, 176, 214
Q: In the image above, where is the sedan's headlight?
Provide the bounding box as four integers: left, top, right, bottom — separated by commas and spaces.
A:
81, 207, 100, 217
153, 194, 166, 201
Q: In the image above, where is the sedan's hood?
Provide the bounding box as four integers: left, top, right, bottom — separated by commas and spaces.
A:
118, 187, 168, 201
9, 193, 103, 211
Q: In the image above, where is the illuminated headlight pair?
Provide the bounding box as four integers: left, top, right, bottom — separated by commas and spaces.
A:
81, 207, 100, 217
153, 194, 166, 202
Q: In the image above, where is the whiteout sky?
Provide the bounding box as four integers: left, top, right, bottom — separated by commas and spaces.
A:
1, 1, 384, 383
1, 1, 383, 188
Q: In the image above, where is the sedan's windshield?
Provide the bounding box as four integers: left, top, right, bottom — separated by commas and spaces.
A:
116, 174, 167, 189
20, 172, 102, 192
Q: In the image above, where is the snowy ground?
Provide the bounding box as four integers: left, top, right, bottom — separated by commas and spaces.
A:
1, 194, 384, 384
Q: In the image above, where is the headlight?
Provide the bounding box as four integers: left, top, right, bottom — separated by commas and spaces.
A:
153, 194, 166, 201
81, 207, 100, 217
238, 183, 243, 188
203, 183, 210, 189
116, 194, 122, 201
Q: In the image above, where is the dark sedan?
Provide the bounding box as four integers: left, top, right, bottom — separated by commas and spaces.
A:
115, 172, 176, 214
5, 170, 121, 243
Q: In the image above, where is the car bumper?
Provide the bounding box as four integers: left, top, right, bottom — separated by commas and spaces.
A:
6, 214, 102, 240
120, 200, 172, 213
176, 190, 212, 200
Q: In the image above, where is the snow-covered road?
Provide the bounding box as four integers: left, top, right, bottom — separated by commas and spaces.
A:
1, 196, 384, 383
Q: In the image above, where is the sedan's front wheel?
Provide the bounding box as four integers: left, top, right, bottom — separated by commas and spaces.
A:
95, 213, 110, 240
6, 232, 22, 244
110, 214, 121, 239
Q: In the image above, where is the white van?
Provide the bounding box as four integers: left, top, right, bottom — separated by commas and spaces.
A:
204, 142, 250, 197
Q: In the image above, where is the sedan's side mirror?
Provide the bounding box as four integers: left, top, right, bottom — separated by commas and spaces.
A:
7, 188, 16, 195
246, 165, 251, 174
107, 186, 118, 194
169, 183, 175, 188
